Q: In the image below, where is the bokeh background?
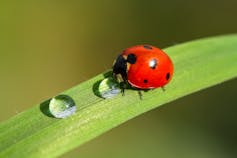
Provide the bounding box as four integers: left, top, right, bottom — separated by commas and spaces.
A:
1, 0, 237, 157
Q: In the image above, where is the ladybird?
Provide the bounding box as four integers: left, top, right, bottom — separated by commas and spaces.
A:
112, 45, 174, 96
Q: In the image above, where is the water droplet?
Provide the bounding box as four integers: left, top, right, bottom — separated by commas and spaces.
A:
49, 95, 76, 118
98, 77, 121, 99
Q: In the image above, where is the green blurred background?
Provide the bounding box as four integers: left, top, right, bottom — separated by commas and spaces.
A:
1, 0, 237, 157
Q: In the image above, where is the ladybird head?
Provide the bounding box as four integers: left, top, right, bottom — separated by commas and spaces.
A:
112, 52, 138, 83
112, 54, 128, 83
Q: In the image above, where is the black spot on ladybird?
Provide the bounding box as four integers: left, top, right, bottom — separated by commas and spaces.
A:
166, 73, 170, 80
127, 53, 137, 64
144, 79, 148, 83
143, 45, 152, 50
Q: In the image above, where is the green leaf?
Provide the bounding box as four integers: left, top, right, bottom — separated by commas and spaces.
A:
1, 34, 237, 158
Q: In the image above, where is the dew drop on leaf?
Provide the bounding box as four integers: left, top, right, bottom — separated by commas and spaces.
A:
49, 95, 76, 119
98, 77, 121, 99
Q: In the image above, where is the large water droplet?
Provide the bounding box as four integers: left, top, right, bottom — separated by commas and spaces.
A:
98, 77, 121, 99
49, 95, 76, 118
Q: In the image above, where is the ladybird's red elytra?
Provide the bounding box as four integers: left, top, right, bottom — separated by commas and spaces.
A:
112, 45, 174, 92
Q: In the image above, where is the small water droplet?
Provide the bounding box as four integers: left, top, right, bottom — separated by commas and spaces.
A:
98, 77, 121, 99
49, 95, 76, 118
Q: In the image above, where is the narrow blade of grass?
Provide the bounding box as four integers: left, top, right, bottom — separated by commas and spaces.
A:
0, 34, 237, 158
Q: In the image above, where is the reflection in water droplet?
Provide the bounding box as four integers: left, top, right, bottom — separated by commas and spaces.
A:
98, 77, 121, 99
49, 95, 76, 118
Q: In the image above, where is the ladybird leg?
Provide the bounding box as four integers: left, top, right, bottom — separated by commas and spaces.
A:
120, 82, 125, 96
138, 90, 143, 100
121, 87, 125, 96
161, 86, 166, 92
